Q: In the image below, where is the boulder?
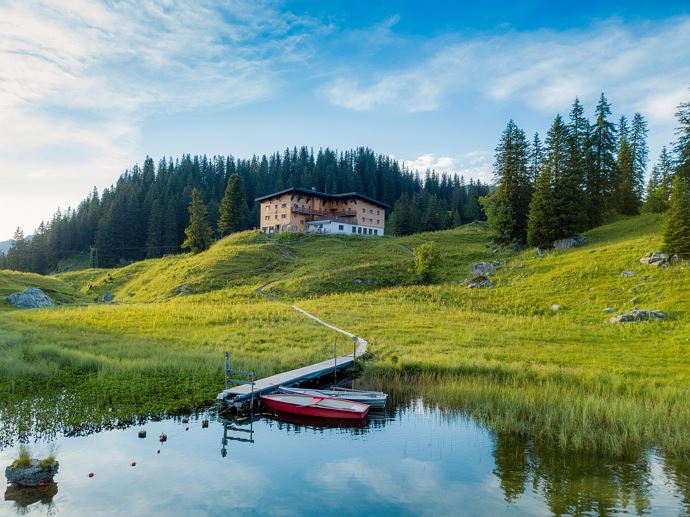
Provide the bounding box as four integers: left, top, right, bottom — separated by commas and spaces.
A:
551, 304, 562, 312
603, 307, 615, 313
621, 270, 635, 277
639, 251, 671, 267
471, 262, 496, 276
552, 235, 587, 250
5, 460, 59, 487
467, 277, 493, 289
6, 288, 54, 309
610, 308, 666, 324
102, 291, 114, 302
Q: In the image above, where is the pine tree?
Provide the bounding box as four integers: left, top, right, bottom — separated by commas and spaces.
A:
218, 173, 247, 236
146, 199, 164, 258
588, 93, 617, 225
182, 189, 213, 253
7, 227, 28, 271
675, 91, 690, 182
484, 120, 532, 243
616, 136, 638, 215
630, 113, 649, 203
661, 174, 690, 257
643, 148, 671, 213
528, 132, 542, 186
527, 162, 557, 247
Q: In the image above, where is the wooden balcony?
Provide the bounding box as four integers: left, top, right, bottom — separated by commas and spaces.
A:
292, 206, 357, 219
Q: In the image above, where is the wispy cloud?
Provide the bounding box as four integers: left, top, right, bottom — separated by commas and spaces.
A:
322, 16, 690, 122
0, 0, 320, 236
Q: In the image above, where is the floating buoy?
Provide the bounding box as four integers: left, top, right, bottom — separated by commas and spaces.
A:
88, 472, 94, 478
181, 417, 189, 424
159, 434, 167, 442
185, 426, 189, 431
130, 460, 137, 467
156, 449, 160, 454
201, 419, 209, 428
38, 481, 46, 487
138, 430, 146, 438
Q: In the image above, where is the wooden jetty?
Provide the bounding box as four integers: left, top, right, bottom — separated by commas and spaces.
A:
217, 337, 367, 406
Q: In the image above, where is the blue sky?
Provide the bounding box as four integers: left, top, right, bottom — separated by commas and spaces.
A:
1, 0, 689, 240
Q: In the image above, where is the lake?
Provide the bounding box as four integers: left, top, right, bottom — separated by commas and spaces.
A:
1, 381, 688, 516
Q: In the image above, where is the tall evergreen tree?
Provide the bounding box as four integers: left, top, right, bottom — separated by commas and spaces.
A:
662, 174, 690, 257
182, 189, 213, 253
630, 113, 649, 202
588, 93, 617, 225
484, 120, 532, 243
527, 161, 557, 247
218, 173, 247, 236
528, 132, 542, 186
675, 90, 690, 182
616, 136, 638, 215
146, 199, 164, 258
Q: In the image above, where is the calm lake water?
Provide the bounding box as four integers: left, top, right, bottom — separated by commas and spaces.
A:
1, 382, 689, 516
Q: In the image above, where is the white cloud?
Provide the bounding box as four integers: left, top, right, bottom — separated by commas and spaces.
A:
322, 17, 690, 121
0, 0, 319, 238
402, 151, 492, 182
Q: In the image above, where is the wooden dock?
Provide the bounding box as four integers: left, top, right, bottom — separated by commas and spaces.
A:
217, 338, 366, 405
217, 282, 368, 406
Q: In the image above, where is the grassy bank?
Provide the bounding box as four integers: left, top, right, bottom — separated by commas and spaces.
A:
1, 214, 689, 456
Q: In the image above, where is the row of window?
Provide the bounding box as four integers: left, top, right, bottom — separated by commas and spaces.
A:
351, 226, 378, 235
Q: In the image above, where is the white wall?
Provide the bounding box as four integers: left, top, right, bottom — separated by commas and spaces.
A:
307, 221, 384, 236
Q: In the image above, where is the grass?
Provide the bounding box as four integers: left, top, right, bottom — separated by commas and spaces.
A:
10, 444, 31, 468
1, 214, 689, 457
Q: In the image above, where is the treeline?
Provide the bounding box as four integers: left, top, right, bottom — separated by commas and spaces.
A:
0, 147, 489, 272
484, 91, 690, 256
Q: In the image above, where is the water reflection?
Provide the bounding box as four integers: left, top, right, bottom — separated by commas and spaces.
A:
0, 377, 688, 516
4, 483, 58, 515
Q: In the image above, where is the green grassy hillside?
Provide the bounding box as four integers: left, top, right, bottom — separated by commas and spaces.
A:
1, 214, 689, 456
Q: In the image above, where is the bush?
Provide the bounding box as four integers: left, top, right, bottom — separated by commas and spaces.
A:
10, 444, 31, 468
413, 242, 440, 283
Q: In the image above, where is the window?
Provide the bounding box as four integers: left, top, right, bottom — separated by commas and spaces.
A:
338, 224, 344, 231
374, 229, 378, 235
352, 226, 356, 234
369, 209, 373, 214
264, 215, 270, 221
281, 203, 286, 208
274, 215, 278, 220
275, 204, 278, 209
362, 208, 365, 213
369, 228, 373, 235
281, 214, 286, 219
357, 227, 362, 234
291, 225, 297, 231
376, 219, 380, 224
369, 218, 373, 222
377, 210, 380, 215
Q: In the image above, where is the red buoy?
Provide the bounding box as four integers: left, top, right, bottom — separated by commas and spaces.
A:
88, 472, 94, 478
159, 434, 167, 442
157, 449, 160, 454
131, 460, 137, 467
185, 426, 189, 431
38, 481, 46, 487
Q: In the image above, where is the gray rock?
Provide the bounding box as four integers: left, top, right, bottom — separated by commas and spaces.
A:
610, 308, 666, 324
551, 304, 562, 312
535, 247, 545, 257
553, 235, 587, 249
6, 288, 54, 309
471, 262, 497, 276
178, 284, 189, 294
640, 251, 671, 267
103, 291, 114, 302
621, 270, 635, 277
603, 307, 615, 313
468, 279, 493, 289
354, 278, 363, 285
630, 297, 638, 304
5, 460, 59, 487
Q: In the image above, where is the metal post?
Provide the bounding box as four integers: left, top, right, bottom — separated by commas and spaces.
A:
352, 335, 357, 361
333, 337, 337, 386
224, 352, 229, 390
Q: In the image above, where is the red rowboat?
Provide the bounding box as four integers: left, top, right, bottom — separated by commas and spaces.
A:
260, 394, 369, 420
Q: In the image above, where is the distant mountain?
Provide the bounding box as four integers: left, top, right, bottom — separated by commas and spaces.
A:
0, 240, 12, 254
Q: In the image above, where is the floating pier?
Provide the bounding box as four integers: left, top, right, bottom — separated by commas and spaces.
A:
216, 337, 367, 406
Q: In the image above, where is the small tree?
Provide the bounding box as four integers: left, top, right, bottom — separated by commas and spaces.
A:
218, 173, 247, 237
182, 188, 213, 253
662, 174, 690, 257
413, 242, 440, 283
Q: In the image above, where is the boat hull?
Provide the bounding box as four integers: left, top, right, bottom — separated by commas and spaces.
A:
278, 386, 387, 407
261, 395, 369, 420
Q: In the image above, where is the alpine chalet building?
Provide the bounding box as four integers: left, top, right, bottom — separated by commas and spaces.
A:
256, 188, 388, 236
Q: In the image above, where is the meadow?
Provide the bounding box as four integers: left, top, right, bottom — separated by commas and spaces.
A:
1, 214, 689, 457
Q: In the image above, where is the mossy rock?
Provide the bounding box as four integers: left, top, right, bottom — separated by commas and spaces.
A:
5, 460, 59, 486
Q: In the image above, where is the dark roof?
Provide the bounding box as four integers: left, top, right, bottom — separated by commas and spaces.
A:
254, 187, 390, 209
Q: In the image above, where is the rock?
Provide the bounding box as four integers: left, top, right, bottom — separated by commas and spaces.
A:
535, 248, 545, 257
467, 276, 493, 289
603, 307, 615, 313
552, 235, 587, 250
621, 270, 635, 277
102, 291, 114, 302
640, 251, 671, 267
629, 297, 638, 304
5, 460, 59, 487
354, 278, 363, 284
6, 288, 54, 309
178, 284, 189, 294
471, 262, 497, 276
551, 304, 561, 312
513, 263, 523, 269
610, 308, 666, 324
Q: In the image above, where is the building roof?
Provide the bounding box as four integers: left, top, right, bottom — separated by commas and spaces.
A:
255, 187, 390, 209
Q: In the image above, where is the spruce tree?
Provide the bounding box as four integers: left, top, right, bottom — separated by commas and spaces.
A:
675, 91, 690, 182
662, 174, 690, 257
616, 136, 638, 215
145, 200, 164, 258
527, 163, 557, 247
630, 113, 649, 203
484, 120, 532, 243
643, 149, 671, 213
218, 173, 247, 236
528, 132, 542, 186
588, 93, 617, 225
182, 188, 213, 253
